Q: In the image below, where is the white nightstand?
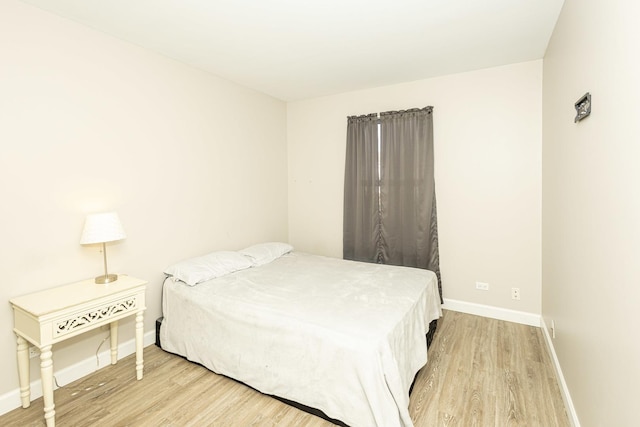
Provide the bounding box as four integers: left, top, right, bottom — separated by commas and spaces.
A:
9, 275, 147, 427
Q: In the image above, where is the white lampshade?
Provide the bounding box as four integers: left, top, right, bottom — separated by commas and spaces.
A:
80, 212, 126, 245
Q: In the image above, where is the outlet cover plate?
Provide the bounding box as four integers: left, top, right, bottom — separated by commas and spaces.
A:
475, 281, 489, 291
29, 346, 39, 359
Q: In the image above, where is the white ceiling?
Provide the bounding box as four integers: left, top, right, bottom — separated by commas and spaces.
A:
21, 0, 564, 101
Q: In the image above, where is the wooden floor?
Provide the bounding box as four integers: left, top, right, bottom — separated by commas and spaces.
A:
1, 310, 570, 426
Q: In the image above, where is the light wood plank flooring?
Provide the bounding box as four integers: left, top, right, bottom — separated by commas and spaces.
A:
1, 310, 570, 426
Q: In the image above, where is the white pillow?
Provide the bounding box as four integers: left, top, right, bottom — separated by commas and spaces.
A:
239, 242, 293, 266
164, 250, 253, 286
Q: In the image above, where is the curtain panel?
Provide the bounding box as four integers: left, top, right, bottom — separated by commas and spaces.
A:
343, 113, 381, 263
343, 107, 442, 301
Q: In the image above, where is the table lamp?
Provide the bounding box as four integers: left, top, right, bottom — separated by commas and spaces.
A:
80, 212, 126, 284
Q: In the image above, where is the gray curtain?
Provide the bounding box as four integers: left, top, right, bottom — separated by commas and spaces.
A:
343, 113, 381, 262
344, 107, 441, 301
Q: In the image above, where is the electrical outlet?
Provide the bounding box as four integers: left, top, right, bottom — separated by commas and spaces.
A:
29, 346, 39, 359
511, 287, 521, 300
475, 281, 489, 291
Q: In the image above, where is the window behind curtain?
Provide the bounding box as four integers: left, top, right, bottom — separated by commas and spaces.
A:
343, 107, 441, 300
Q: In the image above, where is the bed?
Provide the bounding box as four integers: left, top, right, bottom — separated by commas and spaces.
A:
159, 243, 442, 427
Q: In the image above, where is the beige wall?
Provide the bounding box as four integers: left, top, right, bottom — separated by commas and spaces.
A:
0, 0, 287, 398
542, 1, 640, 425
13, 1, 637, 424
288, 60, 543, 314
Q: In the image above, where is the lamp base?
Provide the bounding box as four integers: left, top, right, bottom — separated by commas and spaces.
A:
95, 274, 118, 284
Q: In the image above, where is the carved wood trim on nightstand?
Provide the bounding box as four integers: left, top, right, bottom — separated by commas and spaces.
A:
54, 297, 138, 337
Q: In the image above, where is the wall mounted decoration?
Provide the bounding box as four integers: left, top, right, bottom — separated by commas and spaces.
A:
574, 92, 591, 122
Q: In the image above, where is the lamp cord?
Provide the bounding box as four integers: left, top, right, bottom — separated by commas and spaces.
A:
96, 334, 109, 368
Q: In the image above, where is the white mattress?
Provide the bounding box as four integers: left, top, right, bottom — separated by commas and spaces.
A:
160, 251, 441, 427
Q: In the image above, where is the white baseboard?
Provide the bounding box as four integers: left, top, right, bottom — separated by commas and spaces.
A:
442, 298, 541, 327
0, 331, 156, 417
540, 318, 581, 427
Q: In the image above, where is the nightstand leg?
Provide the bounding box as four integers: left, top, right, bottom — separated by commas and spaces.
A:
40, 345, 55, 427
110, 321, 118, 365
16, 335, 30, 408
135, 310, 144, 380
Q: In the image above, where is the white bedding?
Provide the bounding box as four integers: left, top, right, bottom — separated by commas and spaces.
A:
160, 251, 442, 427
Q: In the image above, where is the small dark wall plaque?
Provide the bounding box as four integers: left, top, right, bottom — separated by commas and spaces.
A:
575, 92, 591, 122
